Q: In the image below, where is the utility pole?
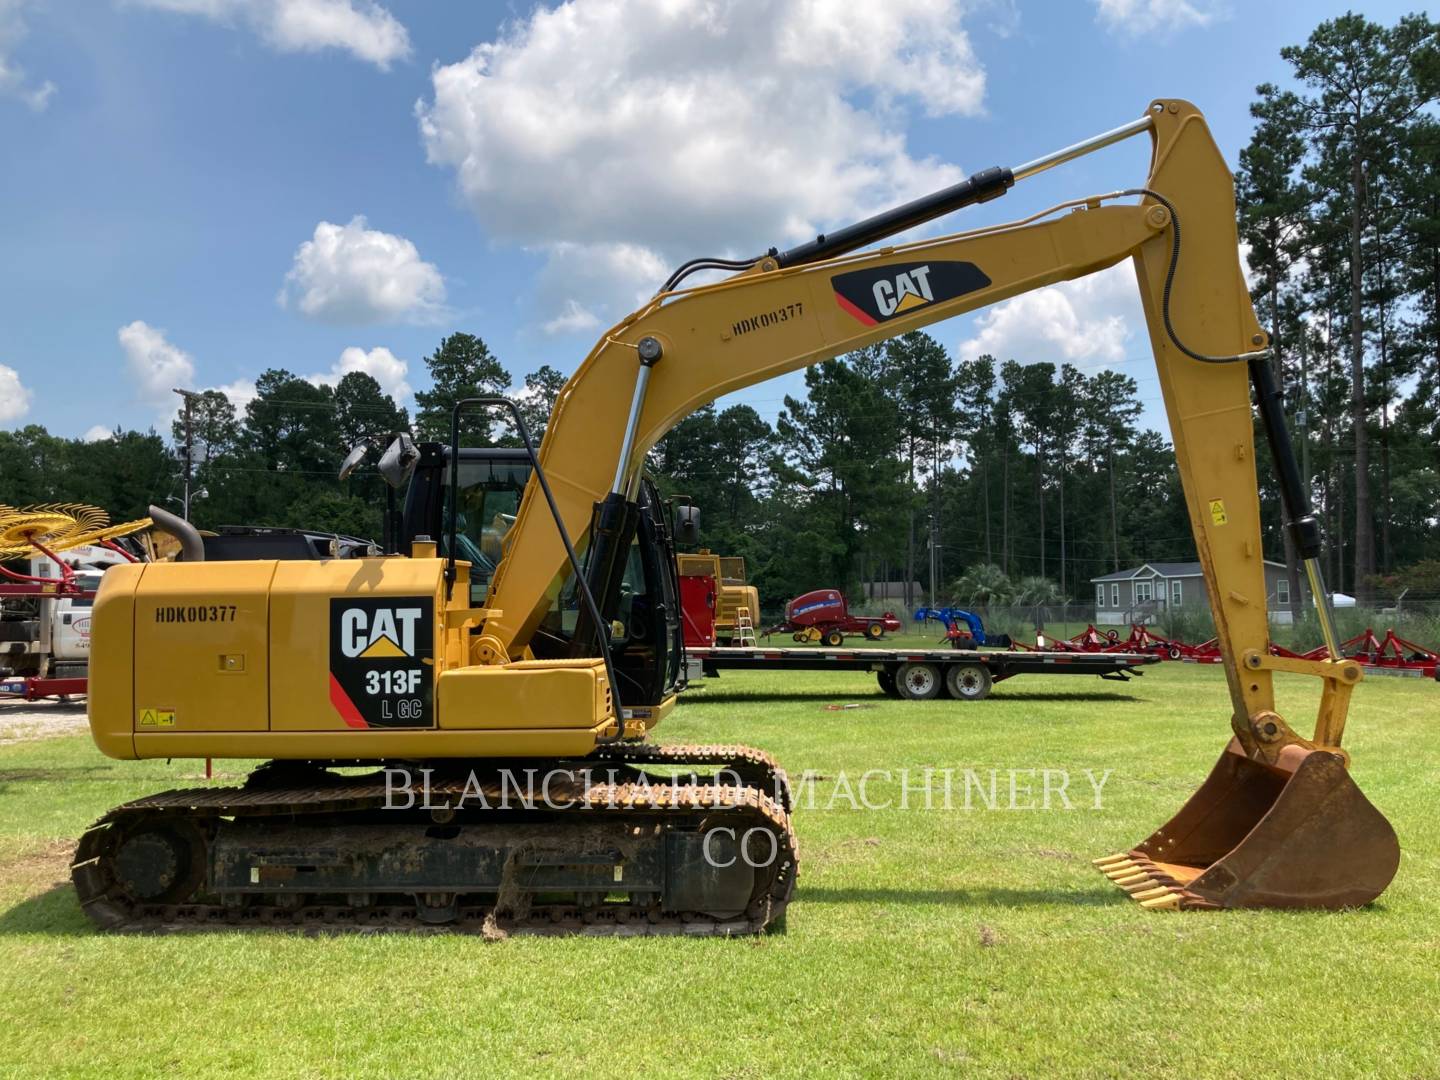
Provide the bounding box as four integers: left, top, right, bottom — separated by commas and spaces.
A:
173, 387, 198, 521
928, 516, 939, 608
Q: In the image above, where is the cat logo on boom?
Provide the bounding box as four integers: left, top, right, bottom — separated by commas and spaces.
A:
830, 259, 992, 327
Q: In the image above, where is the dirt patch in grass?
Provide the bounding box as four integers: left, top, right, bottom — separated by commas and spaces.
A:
0, 702, 89, 745
1031, 847, 1078, 861
0, 838, 74, 899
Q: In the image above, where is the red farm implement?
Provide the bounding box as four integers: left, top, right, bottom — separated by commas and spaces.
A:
1028, 623, 1435, 679
1270, 628, 1439, 679
763, 589, 901, 646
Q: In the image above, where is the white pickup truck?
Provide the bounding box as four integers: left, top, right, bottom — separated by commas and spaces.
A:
0, 551, 117, 685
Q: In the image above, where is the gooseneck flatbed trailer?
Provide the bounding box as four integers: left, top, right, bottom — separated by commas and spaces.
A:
685, 645, 1157, 700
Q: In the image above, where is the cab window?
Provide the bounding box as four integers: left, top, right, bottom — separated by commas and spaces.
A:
440, 459, 530, 602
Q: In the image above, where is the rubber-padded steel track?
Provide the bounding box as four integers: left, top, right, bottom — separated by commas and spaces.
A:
70, 744, 797, 937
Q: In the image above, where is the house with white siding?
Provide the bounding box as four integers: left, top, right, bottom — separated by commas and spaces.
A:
1091, 560, 1293, 625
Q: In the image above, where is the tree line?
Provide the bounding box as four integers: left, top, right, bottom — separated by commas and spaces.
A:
652, 335, 1185, 609
0, 333, 565, 542
1237, 11, 1440, 603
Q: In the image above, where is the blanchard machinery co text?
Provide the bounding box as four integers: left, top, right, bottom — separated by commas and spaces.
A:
382, 766, 1115, 814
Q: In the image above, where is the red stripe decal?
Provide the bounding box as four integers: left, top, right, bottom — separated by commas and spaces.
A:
834, 291, 877, 326
329, 673, 368, 729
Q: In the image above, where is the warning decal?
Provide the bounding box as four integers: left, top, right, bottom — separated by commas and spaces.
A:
329, 597, 435, 729
1208, 499, 1229, 526
138, 708, 176, 728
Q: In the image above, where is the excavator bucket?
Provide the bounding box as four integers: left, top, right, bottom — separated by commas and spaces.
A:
1096, 739, 1400, 910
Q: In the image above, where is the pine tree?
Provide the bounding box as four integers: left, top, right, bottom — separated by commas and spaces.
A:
413, 333, 511, 444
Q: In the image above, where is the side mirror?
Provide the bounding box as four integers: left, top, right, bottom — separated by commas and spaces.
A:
378, 434, 419, 489
339, 441, 370, 481
674, 504, 700, 546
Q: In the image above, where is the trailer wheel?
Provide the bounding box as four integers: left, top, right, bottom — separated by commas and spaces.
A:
944, 663, 992, 701
877, 670, 901, 698
1166, 645, 1182, 660
824, 629, 845, 647
865, 622, 884, 640
896, 662, 942, 700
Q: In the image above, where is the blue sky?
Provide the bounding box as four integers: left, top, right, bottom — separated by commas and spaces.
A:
0, 0, 1419, 441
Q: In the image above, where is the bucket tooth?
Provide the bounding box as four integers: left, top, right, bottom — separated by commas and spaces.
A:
1093, 854, 1131, 868
1139, 892, 1181, 911
1123, 879, 1165, 894
1131, 885, 1172, 901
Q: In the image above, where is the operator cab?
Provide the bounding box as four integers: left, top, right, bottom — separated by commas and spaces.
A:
398, 441, 685, 708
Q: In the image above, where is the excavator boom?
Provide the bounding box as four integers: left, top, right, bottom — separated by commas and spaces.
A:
478, 97, 1397, 910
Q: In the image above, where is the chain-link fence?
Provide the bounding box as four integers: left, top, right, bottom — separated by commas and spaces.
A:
849, 595, 1440, 651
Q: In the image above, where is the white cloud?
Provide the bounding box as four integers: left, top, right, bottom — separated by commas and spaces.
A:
418, 0, 986, 329
0, 363, 33, 423
214, 378, 257, 412
280, 216, 445, 324
83, 424, 114, 442
115, 319, 410, 424
0, 0, 56, 110
534, 242, 669, 336
306, 345, 411, 403
1093, 0, 1219, 37
955, 261, 1138, 368
130, 0, 410, 69
542, 299, 601, 337
117, 320, 197, 407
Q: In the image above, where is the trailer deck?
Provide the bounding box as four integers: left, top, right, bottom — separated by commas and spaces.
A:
686, 645, 1158, 700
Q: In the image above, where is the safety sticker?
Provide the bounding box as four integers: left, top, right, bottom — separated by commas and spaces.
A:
138, 708, 176, 728
1208, 499, 1229, 526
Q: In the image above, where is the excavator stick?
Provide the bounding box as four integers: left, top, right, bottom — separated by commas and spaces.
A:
1086, 115, 1404, 912
1096, 740, 1400, 909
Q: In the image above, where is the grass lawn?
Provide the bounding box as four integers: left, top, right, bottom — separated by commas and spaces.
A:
1, 658, 1438, 1078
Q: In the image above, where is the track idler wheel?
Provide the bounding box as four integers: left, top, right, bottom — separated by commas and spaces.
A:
1097, 739, 1400, 910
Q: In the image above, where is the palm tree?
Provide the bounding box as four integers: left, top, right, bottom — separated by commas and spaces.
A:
1012, 575, 1064, 606
950, 564, 1013, 606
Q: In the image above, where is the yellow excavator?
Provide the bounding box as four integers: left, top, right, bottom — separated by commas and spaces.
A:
73, 99, 1399, 932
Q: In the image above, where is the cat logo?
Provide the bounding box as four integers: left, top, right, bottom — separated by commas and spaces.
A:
873, 265, 935, 317
339, 606, 422, 659
329, 597, 436, 729
831, 259, 992, 327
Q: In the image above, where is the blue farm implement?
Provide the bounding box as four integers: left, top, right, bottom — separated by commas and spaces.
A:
913, 607, 1012, 648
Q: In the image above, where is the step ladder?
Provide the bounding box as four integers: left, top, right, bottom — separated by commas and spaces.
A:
734, 606, 757, 647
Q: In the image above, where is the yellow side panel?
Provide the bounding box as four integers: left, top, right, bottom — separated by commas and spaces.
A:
270, 558, 445, 731
715, 585, 758, 629
87, 561, 141, 759
439, 658, 611, 730
133, 561, 274, 732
